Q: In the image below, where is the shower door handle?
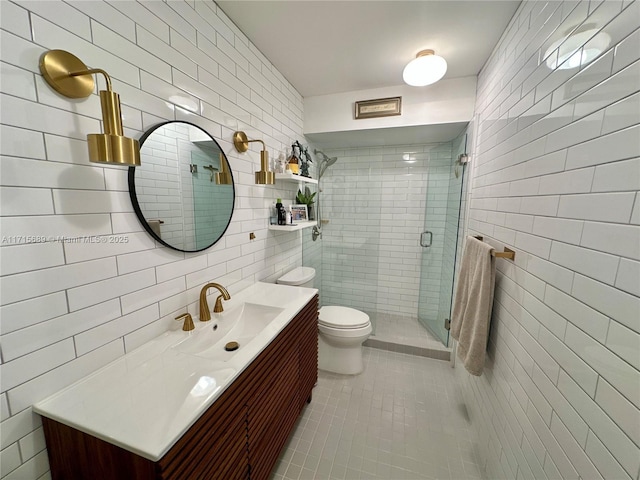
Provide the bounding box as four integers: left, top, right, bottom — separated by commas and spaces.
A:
420, 231, 433, 248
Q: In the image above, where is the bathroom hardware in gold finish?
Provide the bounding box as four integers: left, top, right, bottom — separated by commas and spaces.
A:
175, 313, 195, 331
473, 235, 516, 260
215, 153, 232, 185
39, 50, 140, 166
199, 283, 231, 321
233, 131, 275, 185
224, 341, 239, 351
496, 247, 516, 260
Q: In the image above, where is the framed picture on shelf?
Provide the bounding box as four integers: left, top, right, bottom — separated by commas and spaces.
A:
290, 204, 308, 222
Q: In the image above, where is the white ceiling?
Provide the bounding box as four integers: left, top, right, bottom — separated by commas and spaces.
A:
217, 1, 521, 98
217, 1, 521, 148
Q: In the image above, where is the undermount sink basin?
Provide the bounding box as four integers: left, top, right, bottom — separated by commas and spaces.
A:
172, 303, 285, 361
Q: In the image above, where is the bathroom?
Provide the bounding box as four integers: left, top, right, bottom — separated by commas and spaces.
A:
1, 1, 638, 479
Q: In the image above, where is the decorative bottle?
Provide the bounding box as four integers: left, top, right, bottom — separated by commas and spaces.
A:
276, 198, 286, 225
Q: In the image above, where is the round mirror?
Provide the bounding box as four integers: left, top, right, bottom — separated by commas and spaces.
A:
129, 121, 235, 252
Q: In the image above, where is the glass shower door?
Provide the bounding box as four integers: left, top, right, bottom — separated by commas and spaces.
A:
417, 140, 466, 346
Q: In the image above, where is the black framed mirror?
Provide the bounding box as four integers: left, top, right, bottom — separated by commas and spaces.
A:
129, 121, 235, 252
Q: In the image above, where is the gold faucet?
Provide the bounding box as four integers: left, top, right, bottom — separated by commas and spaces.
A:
199, 283, 231, 321
175, 313, 195, 331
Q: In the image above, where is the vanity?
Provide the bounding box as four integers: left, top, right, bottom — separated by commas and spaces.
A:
34, 282, 318, 480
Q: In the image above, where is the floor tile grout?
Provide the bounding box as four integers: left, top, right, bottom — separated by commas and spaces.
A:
270, 347, 483, 480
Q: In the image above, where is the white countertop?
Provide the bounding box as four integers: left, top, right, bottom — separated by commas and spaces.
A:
33, 282, 317, 461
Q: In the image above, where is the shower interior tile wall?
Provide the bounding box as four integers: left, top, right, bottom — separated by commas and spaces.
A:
319, 144, 454, 319
460, 1, 639, 480
0, 1, 306, 478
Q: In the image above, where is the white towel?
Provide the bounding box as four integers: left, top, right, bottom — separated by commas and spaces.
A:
451, 236, 496, 376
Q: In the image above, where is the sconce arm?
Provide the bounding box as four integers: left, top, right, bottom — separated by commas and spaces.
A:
247, 138, 266, 151
69, 68, 112, 91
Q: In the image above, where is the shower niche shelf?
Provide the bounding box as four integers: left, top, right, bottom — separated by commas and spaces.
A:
276, 173, 318, 185
269, 221, 317, 231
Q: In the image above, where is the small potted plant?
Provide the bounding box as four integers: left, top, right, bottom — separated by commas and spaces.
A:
296, 186, 316, 220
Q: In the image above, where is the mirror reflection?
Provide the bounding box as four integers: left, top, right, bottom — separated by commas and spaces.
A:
129, 121, 235, 252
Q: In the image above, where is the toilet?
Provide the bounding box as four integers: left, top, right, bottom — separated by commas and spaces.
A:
277, 267, 372, 375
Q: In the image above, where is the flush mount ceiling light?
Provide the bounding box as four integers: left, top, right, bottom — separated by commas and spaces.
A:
544, 24, 611, 70
233, 131, 275, 185
39, 50, 140, 166
403, 49, 448, 87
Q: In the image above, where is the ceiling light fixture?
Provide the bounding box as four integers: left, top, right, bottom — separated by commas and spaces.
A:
403, 49, 448, 87
39, 50, 140, 166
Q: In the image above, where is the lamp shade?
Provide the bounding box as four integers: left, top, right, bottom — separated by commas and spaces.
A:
403, 50, 447, 87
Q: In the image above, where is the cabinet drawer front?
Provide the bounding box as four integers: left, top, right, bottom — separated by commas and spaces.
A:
42, 418, 157, 480
161, 408, 248, 479
248, 342, 298, 440
249, 394, 300, 480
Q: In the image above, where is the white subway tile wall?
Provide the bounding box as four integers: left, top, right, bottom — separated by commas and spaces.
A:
459, 2, 640, 480
0, 1, 305, 477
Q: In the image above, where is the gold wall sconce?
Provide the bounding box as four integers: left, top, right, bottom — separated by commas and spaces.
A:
215, 153, 233, 185
232, 131, 274, 185
39, 49, 140, 166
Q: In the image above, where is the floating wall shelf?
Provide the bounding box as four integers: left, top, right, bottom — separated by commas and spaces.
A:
268, 221, 317, 231
276, 173, 318, 185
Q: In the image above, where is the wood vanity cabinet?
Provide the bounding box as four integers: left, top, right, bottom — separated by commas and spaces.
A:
41, 295, 318, 480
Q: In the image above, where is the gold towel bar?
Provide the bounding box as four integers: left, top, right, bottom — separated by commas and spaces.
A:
473, 236, 516, 261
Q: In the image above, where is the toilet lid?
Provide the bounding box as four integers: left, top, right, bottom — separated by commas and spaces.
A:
319, 306, 370, 329
277, 267, 316, 285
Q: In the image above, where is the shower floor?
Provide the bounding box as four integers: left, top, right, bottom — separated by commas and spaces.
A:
365, 312, 451, 361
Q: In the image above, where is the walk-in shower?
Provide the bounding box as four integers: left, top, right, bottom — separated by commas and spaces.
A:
303, 133, 468, 358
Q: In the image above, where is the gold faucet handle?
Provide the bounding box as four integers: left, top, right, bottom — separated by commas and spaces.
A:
175, 313, 195, 331
213, 295, 225, 313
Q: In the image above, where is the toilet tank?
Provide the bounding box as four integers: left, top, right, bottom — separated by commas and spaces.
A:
277, 267, 316, 288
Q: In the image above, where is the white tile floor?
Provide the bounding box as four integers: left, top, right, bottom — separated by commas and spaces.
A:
270, 348, 484, 480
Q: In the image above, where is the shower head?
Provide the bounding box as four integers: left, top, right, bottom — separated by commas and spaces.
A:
314, 149, 338, 178
314, 149, 337, 165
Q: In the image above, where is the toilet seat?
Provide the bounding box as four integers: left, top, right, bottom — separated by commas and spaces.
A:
318, 322, 372, 339
319, 306, 370, 329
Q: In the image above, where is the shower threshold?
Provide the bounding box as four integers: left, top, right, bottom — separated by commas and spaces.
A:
364, 312, 451, 361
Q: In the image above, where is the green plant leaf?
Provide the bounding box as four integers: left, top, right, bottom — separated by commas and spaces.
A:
296, 188, 316, 205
